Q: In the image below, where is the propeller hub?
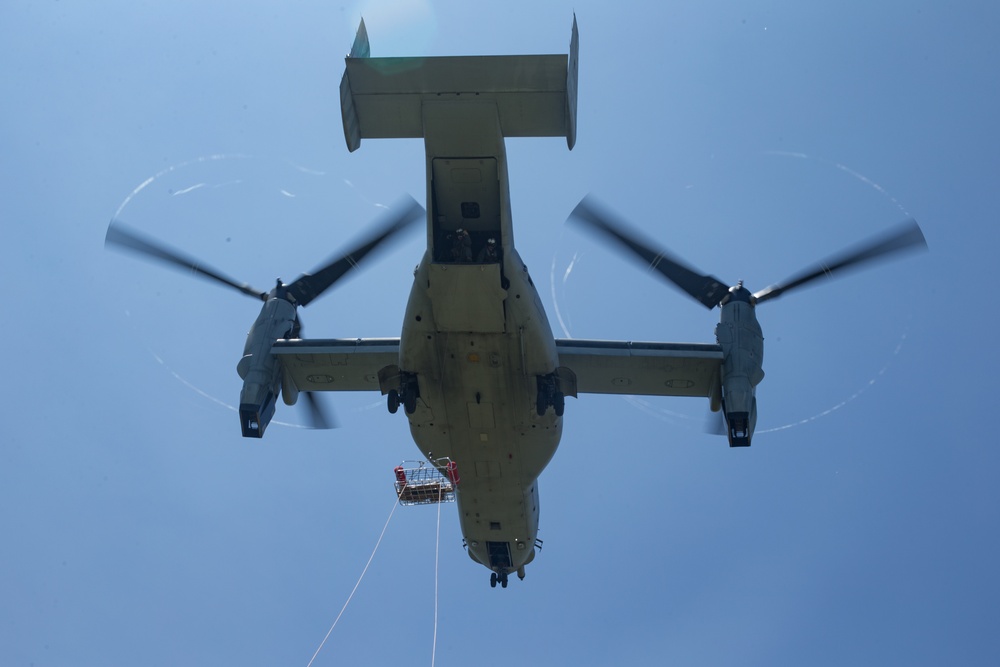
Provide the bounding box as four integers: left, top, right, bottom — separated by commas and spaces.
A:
270, 277, 301, 305
721, 282, 755, 306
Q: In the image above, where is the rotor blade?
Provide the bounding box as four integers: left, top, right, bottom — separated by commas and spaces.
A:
302, 391, 337, 429
286, 196, 424, 307
704, 409, 727, 437
568, 197, 730, 309
105, 220, 267, 301
284, 317, 334, 428
753, 219, 928, 304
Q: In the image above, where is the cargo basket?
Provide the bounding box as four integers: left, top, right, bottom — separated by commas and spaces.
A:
393, 459, 460, 506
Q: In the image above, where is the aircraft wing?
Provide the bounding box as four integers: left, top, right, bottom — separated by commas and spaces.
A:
556, 339, 723, 398
271, 337, 723, 400
271, 338, 399, 392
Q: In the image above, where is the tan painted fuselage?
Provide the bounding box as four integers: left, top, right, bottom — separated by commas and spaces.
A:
397, 107, 562, 574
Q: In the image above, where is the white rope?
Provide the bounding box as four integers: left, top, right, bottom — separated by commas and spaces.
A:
431, 482, 442, 667
305, 474, 447, 667
305, 496, 401, 667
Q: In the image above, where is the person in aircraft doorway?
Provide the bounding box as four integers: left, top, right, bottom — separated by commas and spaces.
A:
477, 237, 499, 263
451, 228, 472, 262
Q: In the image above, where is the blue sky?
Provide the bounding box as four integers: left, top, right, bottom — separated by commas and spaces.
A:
2, 1, 997, 665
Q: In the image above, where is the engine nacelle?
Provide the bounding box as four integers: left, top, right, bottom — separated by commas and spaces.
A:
715, 286, 765, 447
236, 296, 297, 438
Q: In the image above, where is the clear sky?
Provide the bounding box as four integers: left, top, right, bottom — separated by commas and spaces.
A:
2, 1, 997, 665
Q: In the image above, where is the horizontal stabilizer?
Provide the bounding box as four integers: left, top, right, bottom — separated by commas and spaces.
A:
340, 17, 579, 151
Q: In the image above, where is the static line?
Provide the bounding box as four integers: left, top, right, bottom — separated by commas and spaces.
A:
431, 479, 442, 667
305, 496, 401, 667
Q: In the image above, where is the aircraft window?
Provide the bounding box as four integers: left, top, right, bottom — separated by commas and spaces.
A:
461, 202, 481, 218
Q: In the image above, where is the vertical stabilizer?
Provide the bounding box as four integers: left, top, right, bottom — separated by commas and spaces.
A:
349, 18, 370, 59
566, 14, 579, 150
341, 18, 369, 151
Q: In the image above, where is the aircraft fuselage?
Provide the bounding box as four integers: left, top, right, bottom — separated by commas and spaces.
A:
397, 102, 562, 579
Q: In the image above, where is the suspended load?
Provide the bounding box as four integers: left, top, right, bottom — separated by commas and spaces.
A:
393, 459, 459, 506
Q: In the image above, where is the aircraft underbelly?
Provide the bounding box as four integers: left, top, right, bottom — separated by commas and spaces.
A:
400, 256, 560, 569
407, 325, 558, 473
408, 327, 555, 568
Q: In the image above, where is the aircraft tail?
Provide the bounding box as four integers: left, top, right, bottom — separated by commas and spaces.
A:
339, 15, 579, 152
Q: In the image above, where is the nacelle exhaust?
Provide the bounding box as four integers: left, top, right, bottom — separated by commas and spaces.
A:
239, 388, 277, 438
719, 380, 757, 447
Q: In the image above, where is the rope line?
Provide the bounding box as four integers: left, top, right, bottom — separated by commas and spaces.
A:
431, 481, 442, 667
305, 470, 448, 667
305, 496, 401, 667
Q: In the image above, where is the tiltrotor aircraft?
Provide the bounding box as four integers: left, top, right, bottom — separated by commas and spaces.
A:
106, 18, 927, 589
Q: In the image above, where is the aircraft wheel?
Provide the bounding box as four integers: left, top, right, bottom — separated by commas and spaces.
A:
554, 392, 565, 417
501, 572, 508, 588
490, 572, 497, 588
536, 391, 548, 416
387, 389, 400, 414
400, 375, 419, 414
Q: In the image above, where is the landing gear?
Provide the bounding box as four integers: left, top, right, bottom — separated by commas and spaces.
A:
535, 373, 565, 417
387, 373, 419, 415
490, 570, 508, 588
